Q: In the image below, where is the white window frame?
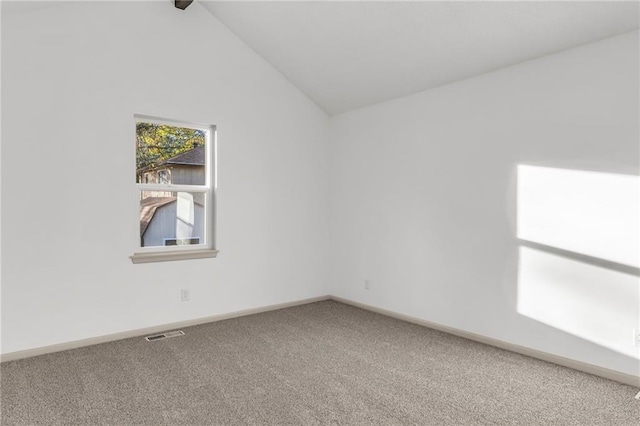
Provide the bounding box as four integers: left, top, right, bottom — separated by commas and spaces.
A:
131, 114, 218, 264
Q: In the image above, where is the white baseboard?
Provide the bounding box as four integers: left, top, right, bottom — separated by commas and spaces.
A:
2, 294, 638, 389
0, 295, 331, 363
330, 296, 640, 388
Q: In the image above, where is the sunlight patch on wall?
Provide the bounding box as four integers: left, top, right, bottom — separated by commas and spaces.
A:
518, 246, 639, 358
517, 165, 639, 267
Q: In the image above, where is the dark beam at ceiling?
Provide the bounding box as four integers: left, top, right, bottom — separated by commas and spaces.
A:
175, 1, 194, 11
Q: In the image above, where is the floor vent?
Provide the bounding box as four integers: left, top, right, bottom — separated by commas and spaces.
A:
145, 330, 185, 342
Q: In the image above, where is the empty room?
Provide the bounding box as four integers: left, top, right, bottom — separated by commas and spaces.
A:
1, 0, 639, 424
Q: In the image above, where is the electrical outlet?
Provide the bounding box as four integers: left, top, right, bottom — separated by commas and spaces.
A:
634, 328, 640, 347
181, 289, 190, 302
364, 280, 370, 290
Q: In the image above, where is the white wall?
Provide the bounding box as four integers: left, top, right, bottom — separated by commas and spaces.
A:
329, 31, 640, 376
1, 1, 329, 354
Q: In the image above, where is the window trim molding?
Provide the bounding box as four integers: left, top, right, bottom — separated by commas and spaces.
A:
130, 249, 219, 264
132, 115, 218, 263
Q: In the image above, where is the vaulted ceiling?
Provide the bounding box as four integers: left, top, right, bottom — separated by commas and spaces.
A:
202, 1, 639, 115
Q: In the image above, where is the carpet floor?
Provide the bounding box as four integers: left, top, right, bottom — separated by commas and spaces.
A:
1, 300, 638, 425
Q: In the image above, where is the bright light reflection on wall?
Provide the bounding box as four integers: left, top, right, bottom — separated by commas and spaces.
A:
517, 165, 639, 267
518, 246, 639, 358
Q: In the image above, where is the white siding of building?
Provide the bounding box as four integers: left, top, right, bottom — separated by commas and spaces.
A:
142, 201, 205, 247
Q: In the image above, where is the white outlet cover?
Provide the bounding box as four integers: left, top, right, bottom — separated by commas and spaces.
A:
181, 289, 190, 301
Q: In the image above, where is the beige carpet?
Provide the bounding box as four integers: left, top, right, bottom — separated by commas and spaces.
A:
1, 300, 638, 425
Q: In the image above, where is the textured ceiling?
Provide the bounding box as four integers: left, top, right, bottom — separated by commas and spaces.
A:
202, 1, 639, 115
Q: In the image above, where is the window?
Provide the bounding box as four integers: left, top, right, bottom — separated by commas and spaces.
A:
157, 169, 170, 184
164, 237, 200, 246
131, 115, 217, 263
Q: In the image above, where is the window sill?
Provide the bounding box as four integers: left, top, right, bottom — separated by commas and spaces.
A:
130, 249, 219, 264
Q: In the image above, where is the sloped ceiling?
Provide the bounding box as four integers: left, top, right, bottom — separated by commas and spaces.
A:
202, 1, 639, 115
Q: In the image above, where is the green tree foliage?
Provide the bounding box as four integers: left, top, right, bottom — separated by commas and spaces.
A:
136, 123, 205, 182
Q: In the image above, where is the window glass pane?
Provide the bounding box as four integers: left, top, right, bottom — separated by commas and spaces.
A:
136, 123, 206, 185
140, 191, 206, 248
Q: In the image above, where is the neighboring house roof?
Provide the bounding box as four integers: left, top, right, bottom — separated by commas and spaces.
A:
140, 197, 176, 237
137, 146, 205, 176
162, 145, 205, 167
